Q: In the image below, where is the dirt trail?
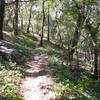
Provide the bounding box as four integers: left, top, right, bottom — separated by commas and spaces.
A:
20, 50, 56, 100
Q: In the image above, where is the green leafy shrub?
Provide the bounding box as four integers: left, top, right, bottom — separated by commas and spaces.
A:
0, 59, 23, 100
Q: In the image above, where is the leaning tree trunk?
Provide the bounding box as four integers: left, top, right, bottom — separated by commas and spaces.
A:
14, 0, 19, 35
27, 5, 32, 33
0, 0, 5, 40
40, 0, 45, 46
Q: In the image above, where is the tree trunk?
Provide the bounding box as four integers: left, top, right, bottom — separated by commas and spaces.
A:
40, 0, 45, 46
68, 1, 86, 62
37, 11, 40, 34
68, 13, 84, 62
94, 42, 98, 79
14, 0, 19, 35
21, 19, 23, 30
0, 0, 5, 40
27, 5, 32, 33
47, 4, 50, 41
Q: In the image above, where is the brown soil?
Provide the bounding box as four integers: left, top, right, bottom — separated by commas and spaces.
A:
20, 50, 56, 100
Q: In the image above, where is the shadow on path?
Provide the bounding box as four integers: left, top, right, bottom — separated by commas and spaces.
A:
20, 50, 56, 100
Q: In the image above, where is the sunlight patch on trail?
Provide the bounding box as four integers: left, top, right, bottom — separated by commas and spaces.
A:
20, 51, 56, 100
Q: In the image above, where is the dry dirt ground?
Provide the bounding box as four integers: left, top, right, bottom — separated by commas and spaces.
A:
20, 50, 57, 100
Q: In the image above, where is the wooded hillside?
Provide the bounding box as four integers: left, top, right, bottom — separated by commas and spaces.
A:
0, 0, 100, 100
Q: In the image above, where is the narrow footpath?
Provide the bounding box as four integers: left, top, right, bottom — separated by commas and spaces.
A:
20, 50, 56, 100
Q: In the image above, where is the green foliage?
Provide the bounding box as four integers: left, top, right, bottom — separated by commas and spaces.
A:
1, 0, 100, 99
54, 68, 100, 100
0, 33, 39, 100
0, 60, 23, 100
37, 42, 100, 100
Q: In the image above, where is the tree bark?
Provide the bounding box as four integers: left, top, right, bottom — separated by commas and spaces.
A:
47, 4, 50, 41
21, 19, 23, 30
40, 0, 45, 46
27, 5, 32, 33
68, 0, 86, 62
69, 13, 84, 62
0, 0, 5, 40
14, 0, 19, 35
94, 42, 98, 79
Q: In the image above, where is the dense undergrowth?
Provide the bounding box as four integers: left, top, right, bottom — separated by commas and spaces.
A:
35, 41, 100, 100
0, 33, 100, 100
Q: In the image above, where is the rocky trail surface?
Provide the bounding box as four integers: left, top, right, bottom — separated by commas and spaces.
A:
20, 50, 56, 100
